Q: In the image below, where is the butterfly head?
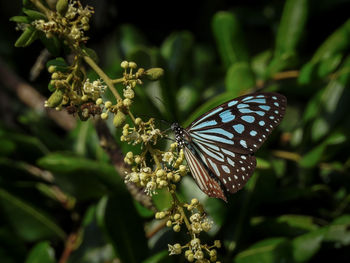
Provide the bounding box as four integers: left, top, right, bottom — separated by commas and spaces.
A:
171, 122, 189, 148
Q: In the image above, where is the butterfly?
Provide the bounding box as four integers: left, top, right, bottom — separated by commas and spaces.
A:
171, 92, 287, 202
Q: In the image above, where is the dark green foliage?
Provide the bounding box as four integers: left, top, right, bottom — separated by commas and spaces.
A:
2, 0, 350, 262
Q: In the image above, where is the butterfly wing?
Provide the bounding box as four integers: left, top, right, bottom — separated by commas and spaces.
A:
190, 142, 257, 194
188, 92, 287, 154
185, 92, 286, 195
183, 144, 227, 201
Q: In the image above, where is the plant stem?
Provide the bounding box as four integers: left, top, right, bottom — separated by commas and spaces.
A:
83, 56, 121, 100
172, 192, 194, 238
83, 55, 136, 122
30, 0, 51, 17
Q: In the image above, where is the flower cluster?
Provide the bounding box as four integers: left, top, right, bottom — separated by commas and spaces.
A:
124, 142, 186, 195
163, 199, 221, 263
32, 0, 93, 44
44, 61, 107, 120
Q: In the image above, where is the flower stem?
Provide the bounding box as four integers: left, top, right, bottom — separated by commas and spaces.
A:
171, 192, 194, 238
30, 0, 52, 17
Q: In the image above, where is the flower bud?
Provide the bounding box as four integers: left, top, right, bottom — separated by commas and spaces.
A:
101, 112, 108, 120
48, 65, 56, 73
173, 224, 181, 232
96, 98, 103, 105
135, 117, 142, 125
56, 0, 69, 16
46, 89, 64, 108
128, 61, 137, 69
104, 101, 112, 108
144, 68, 164, 80
173, 213, 181, 220
113, 110, 126, 127
121, 61, 129, 68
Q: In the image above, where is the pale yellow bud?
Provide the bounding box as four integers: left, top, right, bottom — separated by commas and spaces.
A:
194, 250, 204, 260
135, 117, 142, 125
173, 213, 181, 220
156, 169, 165, 177
121, 61, 129, 68
100, 112, 108, 120
128, 61, 137, 69
191, 198, 199, 205
179, 165, 186, 173
173, 224, 180, 232
96, 98, 103, 105
167, 172, 173, 180
104, 101, 112, 108
123, 98, 132, 107
173, 174, 181, 182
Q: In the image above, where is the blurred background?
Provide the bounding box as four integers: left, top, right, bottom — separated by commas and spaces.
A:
1, 0, 350, 262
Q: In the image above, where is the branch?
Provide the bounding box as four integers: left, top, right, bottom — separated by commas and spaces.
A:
0, 57, 76, 131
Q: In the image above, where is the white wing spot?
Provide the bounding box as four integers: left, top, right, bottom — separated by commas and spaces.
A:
227, 158, 235, 167
222, 165, 230, 173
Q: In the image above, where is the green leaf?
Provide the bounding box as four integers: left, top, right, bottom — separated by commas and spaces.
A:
119, 24, 147, 56
275, 0, 308, 57
176, 85, 200, 115
37, 153, 125, 200
96, 195, 149, 263
311, 117, 329, 142
9, 15, 31, 23
251, 50, 272, 78
25, 242, 56, 263
212, 12, 248, 68
39, 33, 61, 56
324, 215, 350, 245
310, 19, 350, 64
22, 8, 46, 20
142, 250, 169, 263
298, 18, 350, 83
82, 46, 99, 63
161, 31, 194, 74
299, 142, 325, 168
0, 188, 66, 241
256, 157, 271, 169
0, 138, 16, 156
225, 62, 255, 95
235, 238, 293, 263
265, 51, 297, 78
292, 228, 326, 262
14, 26, 38, 47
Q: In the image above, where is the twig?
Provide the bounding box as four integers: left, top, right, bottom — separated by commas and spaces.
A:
94, 119, 156, 212
0, 57, 76, 131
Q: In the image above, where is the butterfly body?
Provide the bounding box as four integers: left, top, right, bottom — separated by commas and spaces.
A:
172, 92, 287, 202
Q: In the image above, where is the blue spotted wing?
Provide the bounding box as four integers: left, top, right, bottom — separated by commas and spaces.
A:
185, 92, 286, 198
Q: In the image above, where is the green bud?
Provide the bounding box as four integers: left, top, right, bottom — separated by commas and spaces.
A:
46, 89, 64, 108
56, 0, 69, 16
113, 110, 126, 127
144, 68, 164, 80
